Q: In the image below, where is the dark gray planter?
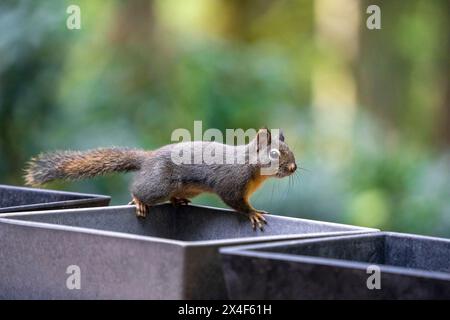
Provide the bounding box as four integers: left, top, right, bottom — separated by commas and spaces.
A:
220, 232, 450, 300
0, 204, 377, 299
0, 184, 110, 213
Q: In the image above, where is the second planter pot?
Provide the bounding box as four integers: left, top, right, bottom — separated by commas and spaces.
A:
220, 232, 450, 299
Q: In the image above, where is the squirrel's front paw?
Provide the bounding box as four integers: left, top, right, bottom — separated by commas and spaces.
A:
249, 211, 267, 231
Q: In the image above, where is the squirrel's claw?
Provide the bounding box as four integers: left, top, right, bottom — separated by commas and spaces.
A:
256, 210, 269, 216
130, 196, 149, 218
170, 197, 191, 207
249, 211, 267, 231
136, 202, 149, 218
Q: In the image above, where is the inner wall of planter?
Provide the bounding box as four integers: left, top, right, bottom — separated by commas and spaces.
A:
4, 204, 360, 242
251, 234, 450, 273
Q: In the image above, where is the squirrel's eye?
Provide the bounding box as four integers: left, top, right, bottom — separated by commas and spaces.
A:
269, 149, 280, 160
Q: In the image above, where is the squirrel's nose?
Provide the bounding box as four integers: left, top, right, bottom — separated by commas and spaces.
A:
288, 163, 297, 173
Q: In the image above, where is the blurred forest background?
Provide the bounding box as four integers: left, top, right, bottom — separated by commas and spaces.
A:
0, 0, 449, 236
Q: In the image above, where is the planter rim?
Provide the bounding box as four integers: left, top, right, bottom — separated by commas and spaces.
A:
0, 184, 111, 199
0, 198, 110, 213
220, 232, 450, 282
0, 204, 379, 247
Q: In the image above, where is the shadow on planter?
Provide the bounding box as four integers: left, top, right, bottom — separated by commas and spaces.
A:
0, 184, 110, 213
220, 232, 450, 299
0, 204, 377, 299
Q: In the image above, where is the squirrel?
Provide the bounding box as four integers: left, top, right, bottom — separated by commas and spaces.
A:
24, 128, 297, 230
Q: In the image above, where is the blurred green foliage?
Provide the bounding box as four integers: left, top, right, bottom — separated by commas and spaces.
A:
0, 0, 449, 237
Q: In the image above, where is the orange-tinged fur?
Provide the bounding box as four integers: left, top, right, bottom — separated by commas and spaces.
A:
245, 173, 269, 201
172, 184, 212, 199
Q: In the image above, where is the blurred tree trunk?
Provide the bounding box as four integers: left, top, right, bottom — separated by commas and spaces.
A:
442, 67, 450, 146
312, 0, 360, 163
108, 0, 160, 84
218, 0, 274, 41
106, 0, 174, 142
110, 0, 155, 45
358, 0, 449, 148
439, 0, 450, 146
357, 0, 400, 126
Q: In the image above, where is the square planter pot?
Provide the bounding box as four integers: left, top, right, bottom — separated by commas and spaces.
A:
220, 232, 450, 299
0, 184, 110, 213
0, 204, 377, 299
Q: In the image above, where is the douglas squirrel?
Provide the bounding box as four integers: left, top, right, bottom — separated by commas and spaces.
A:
25, 128, 297, 230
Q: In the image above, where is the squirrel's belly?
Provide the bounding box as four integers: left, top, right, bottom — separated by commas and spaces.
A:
172, 184, 211, 199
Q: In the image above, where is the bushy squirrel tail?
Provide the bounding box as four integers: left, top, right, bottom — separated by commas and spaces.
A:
24, 147, 145, 186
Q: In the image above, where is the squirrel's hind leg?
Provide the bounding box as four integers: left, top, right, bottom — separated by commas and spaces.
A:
129, 196, 149, 218
170, 197, 191, 207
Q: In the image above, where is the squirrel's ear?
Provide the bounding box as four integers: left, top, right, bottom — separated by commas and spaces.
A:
256, 128, 271, 152
279, 129, 285, 142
